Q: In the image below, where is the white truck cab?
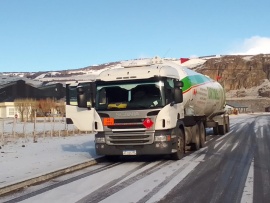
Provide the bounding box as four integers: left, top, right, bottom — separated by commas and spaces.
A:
66, 57, 186, 159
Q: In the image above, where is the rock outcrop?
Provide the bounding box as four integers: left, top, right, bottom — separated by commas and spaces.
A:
194, 54, 270, 93
188, 54, 270, 112
258, 84, 270, 97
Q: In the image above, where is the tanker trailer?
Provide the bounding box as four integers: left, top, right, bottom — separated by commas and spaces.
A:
167, 61, 230, 150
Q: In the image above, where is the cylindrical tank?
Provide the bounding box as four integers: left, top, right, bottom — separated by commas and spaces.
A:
177, 66, 226, 117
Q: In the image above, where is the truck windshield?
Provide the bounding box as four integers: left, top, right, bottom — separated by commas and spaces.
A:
95, 80, 166, 110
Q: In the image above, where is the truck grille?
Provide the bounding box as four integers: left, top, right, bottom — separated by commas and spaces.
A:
107, 118, 145, 129
106, 131, 154, 145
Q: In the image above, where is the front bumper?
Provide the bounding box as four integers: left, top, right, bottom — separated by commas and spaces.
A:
95, 138, 178, 156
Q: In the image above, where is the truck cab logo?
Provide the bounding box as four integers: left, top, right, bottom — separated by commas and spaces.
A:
116, 112, 140, 117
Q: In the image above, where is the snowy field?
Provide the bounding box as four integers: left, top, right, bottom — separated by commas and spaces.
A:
0, 117, 97, 189
0, 133, 97, 189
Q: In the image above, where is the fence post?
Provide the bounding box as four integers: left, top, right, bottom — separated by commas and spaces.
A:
58, 116, 61, 137
12, 117, 16, 138
50, 115, 53, 137
33, 111, 37, 143
43, 117, 46, 138
0, 118, 4, 145
66, 123, 69, 137
23, 119, 27, 141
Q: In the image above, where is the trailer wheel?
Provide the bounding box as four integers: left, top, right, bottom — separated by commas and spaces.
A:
191, 123, 200, 151
225, 116, 230, 133
171, 128, 185, 160
199, 122, 206, 148
213, 124, 219, 134
218, 125, 226, 135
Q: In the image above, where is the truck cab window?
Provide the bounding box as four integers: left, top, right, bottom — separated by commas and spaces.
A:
67, 86, 78, 106
164, 78, 174, 104
95, 80, 165, 110
128, 84, 161, 108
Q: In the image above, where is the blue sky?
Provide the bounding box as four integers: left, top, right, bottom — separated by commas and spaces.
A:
1, 0, 270, 72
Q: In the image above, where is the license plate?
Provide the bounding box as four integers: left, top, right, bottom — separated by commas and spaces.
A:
123, 150, 136, 155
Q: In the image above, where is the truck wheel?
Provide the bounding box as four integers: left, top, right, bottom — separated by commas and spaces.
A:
218, 125, 226, 135
225, 116, 230, 133
213, 126, 219, 135
171, 128, 185, 160
191, 123, 200, 151
199, 122, 206, 148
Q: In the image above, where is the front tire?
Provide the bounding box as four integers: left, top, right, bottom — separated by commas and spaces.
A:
171, 127, 185, 160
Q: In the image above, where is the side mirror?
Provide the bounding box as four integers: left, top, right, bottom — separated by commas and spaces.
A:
77, 86, 87, 108
174, 81, 184, 88
174, 87, 183, 103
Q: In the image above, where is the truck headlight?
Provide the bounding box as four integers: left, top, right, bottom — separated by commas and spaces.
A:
95, 137, 106, 143
155, 135, 170, 142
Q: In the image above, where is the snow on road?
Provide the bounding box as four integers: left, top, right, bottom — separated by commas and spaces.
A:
0, 114, 252, 188
0, 113, 255, 195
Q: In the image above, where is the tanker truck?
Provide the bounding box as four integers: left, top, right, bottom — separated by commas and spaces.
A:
66, 57, 229, 160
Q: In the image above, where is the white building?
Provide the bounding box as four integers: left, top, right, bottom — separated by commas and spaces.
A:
0, 102, 18, 118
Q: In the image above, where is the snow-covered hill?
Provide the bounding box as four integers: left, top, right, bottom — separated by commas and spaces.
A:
1, 54, 270, 102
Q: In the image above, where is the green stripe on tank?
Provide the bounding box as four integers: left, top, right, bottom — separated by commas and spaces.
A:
181, 75, 212, 93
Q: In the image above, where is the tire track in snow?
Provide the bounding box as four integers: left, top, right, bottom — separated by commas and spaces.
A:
4, 162, 123, 203
87, 150, 207, 203
77, 160, 170, 203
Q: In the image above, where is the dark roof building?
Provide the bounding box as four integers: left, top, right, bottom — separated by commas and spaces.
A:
0, 80, 65, 102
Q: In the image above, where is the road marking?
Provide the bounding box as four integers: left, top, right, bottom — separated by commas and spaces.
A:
241, 158, 254, 203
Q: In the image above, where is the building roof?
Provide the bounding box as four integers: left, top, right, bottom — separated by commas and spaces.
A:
0, 79, 65, 102
226, 101, 248, 108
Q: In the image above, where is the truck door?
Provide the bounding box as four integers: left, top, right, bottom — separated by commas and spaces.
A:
66, 82, 97, 132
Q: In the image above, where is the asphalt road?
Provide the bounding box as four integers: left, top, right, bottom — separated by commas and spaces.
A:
2, 114, 270, 203
160, 114, 270, 203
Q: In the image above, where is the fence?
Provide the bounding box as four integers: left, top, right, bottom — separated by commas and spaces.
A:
0, 116, 89, 145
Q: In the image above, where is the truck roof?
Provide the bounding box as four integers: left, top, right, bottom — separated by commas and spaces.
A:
97, 57, 181, 81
